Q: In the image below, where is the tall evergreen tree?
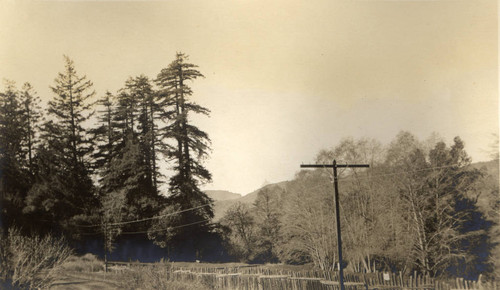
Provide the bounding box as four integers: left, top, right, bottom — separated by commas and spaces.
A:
24, 56, 97, 234
47, 56, 95, 167
155, 52, 213, 244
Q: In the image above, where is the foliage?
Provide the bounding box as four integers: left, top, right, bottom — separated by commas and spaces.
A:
147, 204, 183, 248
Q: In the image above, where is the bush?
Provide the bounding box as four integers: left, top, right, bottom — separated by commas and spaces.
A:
0, 227, 72, 289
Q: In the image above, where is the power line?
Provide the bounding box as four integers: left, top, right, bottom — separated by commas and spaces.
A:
78, 218, 213, 236
76, 201, 218, 228
120, 218, 212, 235
106, 203, 214, 227
338, 162, 462, 182
80, 231, 103, 236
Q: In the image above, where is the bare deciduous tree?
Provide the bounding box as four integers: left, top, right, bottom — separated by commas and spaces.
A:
220, 202, 256, 261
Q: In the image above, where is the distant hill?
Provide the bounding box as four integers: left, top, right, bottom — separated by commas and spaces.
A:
470, 159, 499, 177
205, 190, 242, 201
208, 181, 290, 221
238, 181, 289, 205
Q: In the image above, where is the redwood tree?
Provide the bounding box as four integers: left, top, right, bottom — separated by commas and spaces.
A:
155, 52, 213, 251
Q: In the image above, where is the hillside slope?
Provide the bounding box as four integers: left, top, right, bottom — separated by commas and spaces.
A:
205, 190, 242, 201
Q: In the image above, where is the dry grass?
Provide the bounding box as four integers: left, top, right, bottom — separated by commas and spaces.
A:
57, 257, 212, 289
117, 263, 211, 290
60, 253, 104, 273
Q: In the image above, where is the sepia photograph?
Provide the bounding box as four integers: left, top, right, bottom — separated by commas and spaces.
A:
0, 0, 498, 289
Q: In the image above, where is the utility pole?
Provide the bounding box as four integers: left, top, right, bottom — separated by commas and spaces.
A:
301, 159, 369, 290
104, 221, 108, 273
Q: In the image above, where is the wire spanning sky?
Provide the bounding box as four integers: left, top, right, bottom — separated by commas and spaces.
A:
0, 0, 497, 195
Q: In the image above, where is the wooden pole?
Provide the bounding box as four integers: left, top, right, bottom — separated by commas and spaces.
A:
301, 160, 369, 290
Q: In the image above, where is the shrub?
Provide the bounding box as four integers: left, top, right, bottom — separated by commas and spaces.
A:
0, 227, 72, 289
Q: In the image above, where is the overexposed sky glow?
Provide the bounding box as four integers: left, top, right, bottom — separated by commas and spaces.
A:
0, 0, 497, 194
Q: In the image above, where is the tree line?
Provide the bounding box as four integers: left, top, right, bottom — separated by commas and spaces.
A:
221, 133, 499, 279
0, 53, 216, 257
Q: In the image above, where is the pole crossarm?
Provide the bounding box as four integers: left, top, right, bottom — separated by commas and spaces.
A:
300, 164, 369, 168
299, 159, 369, 290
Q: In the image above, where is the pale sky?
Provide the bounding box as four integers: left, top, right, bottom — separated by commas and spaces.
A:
0, 0, 497, 195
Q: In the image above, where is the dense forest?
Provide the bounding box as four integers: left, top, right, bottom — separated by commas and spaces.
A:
0, 54, 498, 283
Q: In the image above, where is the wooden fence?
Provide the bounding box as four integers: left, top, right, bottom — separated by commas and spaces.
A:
167, 267, 498, 290
107, 261, 498, 290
